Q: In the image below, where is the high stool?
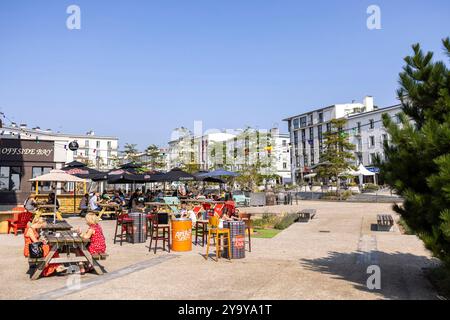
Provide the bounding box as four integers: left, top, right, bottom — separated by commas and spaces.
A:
205, 216, 231, 262
148, 213, 171, 254
114, 211, 134, 246
238, 213, 253, 252
195, 220, 208, 247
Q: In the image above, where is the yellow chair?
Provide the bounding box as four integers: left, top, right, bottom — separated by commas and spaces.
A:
205, 216, 232, 262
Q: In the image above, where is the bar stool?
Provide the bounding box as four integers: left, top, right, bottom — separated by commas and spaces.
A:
205, 216, 231, 262
238, 213, 252, 252
114, 211, 134, 246
148, 213, 171, 254
195, 220, 208, 247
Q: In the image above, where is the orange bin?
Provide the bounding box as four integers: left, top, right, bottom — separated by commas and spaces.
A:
171, 219, 193, 252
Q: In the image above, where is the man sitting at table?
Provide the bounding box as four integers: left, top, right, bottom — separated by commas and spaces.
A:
47, 193, 60, 210
89, 192, 101, 211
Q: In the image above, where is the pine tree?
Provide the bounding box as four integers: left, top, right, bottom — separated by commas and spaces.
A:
317, 118, 355, 194
378, 38, 450, 266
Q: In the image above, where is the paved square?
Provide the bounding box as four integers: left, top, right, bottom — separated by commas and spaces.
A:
0, 201, 438, 300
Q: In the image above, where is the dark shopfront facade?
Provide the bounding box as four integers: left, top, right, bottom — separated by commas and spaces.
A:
0, 138, 61, 206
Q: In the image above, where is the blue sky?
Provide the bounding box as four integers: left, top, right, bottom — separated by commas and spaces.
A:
1, 0, 449, 149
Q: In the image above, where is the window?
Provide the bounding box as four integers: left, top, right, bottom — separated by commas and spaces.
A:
382, 134, 388, 144
85, 150, 90, 157
300, 116, 307, 128
0, 167, 21, 191
32, 167, 52, 192
309, 127, 314, 140
326, 123, 332, 132
107, 141, 112, 149
85, 140, 90, 147
293, 118, 299, 129
309, 114, 313, 126
283, 162, 287, 169
357, 122, 361, 134
369, 119, 374, 130
318, 112, 324, 123
96, 141, 101, 149
282, 140, 287, 147
369, 136, 375, 148
370, 153, 377, 164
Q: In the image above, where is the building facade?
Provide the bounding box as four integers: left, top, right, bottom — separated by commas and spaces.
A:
167, 127, 291, 183
0, 124, 119, 170
284, 96, 402, 184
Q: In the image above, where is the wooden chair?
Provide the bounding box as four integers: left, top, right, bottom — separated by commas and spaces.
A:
205, 216, 231, 262
8, 210, 33, 236
113, 211, 134, 246
148, 213, 171, 254
238, 213, 253, 252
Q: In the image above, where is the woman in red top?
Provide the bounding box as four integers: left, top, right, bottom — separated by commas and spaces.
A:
76, 213, 106, 274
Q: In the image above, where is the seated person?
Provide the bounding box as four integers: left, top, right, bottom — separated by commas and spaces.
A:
75, 213, 106, 274
79, 193, 89, 217
89, 192, 102, 211
112, 192, 126, 207
47, 193, 60, 210
24, 194, 37, 213
24, 217, 67, 276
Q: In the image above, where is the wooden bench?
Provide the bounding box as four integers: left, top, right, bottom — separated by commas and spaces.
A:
297, 209, 317, 223
377, 214, 394, 231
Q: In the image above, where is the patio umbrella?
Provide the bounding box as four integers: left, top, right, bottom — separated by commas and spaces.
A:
30, 170, 86, 223
61, 163, 107, 181
160, 168, 195, 182
193, 172, 225, 184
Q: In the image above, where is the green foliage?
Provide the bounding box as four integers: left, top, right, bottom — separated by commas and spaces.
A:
363, 183, 380, 192
377, 38, 450, 267
274, 213, 299, 230
123, 143, 140, 163
144, 144, 166, 170
316, 118, 355, 195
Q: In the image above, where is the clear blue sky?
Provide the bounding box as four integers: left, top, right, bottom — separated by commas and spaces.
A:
1, 0, 449, 149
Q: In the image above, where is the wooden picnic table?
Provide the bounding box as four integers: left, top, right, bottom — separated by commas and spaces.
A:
41, 220, 73, 232
29, 230, 104, 280
97, 203, 120, 220
35, 204, 63, 221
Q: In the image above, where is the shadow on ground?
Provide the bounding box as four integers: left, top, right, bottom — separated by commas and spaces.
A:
300, 251, 439, 300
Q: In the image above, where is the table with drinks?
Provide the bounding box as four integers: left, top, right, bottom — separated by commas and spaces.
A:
29, 230, 104, 280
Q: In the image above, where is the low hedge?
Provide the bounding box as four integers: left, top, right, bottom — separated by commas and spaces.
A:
274, 213, 299, 230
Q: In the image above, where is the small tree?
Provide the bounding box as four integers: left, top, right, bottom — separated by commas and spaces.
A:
123, 143, 140, 163
317, 118, 356, 195
377, 38, 450, 267
144, 144, 165, 171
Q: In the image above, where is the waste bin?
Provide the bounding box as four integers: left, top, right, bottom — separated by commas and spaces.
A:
222, 221, 246, 259
171, 218, 193, 252
127, 212, 148, 244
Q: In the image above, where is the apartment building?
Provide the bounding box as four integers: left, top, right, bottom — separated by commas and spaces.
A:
284, 96, 402, 184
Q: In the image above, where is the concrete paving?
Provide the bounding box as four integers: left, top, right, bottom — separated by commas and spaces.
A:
0, 201, 439, 300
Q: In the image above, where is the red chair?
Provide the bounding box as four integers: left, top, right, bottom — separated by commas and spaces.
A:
8, 210, 33, 236
213, 204, 225, 217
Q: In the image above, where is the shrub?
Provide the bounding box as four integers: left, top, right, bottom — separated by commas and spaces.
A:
363, 183, 380, 192
274, 213, 299, 230
253, 213, 279, 229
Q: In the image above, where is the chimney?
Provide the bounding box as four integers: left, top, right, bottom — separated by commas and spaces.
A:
363, 96, 374, 112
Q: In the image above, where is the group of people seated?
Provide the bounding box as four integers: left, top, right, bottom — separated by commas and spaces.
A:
24, 213, 106, 277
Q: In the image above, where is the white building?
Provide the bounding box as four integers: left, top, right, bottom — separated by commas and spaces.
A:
0, 124, 119, 170
284, 96, 401, 184
167, 127, 291, 183
347, 104, 402, 168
